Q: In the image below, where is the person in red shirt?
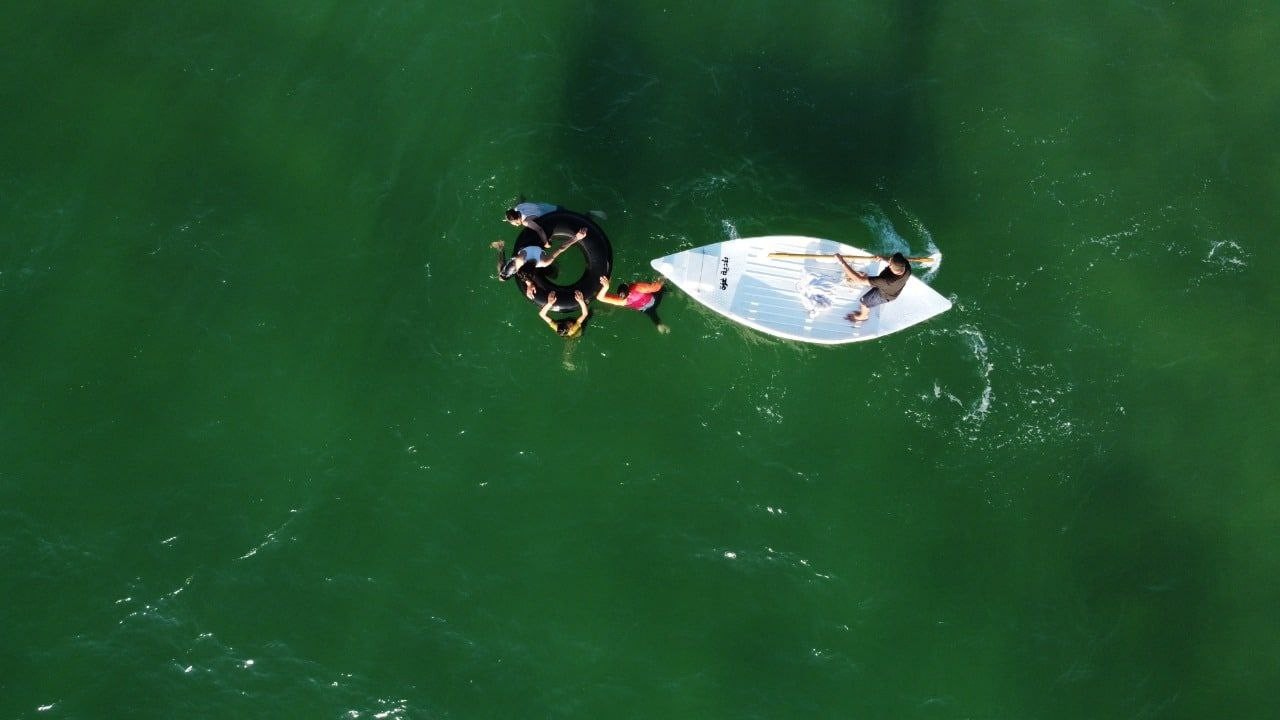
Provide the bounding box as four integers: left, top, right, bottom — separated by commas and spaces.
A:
596, 275, 669, 334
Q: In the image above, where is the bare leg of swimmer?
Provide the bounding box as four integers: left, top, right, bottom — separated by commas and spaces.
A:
561, 336, 578, 371
645, 308, 670, 334
846, 303, 870, 325
539, 231, 585, 266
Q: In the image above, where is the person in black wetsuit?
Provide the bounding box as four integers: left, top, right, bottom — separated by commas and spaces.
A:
835, 251, 912, 325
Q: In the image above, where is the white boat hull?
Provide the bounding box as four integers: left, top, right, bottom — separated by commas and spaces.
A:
650, 236, 951, 344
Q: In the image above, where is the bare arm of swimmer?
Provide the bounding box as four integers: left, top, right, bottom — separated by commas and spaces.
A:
523, 218, 550, 247
835, 253, 869, 284
596, 275, 628, 306
566, 290, 589, 335
539, 291, 560, 332
534, 228, 588, 268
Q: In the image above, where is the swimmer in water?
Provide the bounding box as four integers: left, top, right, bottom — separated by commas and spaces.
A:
491, 227, 587, 281
537, 290, 589, 337
596, 275, 670, 333
504, 201, 560, 247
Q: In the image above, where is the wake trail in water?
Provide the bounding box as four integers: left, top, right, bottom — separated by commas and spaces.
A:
859, 202, 945, 282
901, 311, 1098, 505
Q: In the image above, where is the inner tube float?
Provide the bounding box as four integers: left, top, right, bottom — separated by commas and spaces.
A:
512, 209, 612, 312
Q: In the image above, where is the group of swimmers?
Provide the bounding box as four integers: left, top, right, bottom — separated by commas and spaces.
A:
491, 201, 669, 338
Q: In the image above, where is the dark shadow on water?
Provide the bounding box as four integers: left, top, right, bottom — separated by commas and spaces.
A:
545, 3, 942, 215
1048, 455, 1219, 719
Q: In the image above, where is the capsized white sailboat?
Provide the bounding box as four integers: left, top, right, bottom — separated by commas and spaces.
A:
650, 235, 950, 344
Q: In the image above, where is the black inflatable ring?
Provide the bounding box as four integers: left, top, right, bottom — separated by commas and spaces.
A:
513, 210, 612, 312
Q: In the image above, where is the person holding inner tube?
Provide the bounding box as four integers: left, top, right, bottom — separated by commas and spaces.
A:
490, 227, 588, 281
504, 201, 560, 246
596, 275, 670, 334
533, 288, 590, 338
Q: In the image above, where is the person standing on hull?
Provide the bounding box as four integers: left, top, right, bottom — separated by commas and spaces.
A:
536, 289, 590, 338
835, 251, 912, 325
596, 275, 670, 333
490, 227, 588, 281
505, 201, 560, 246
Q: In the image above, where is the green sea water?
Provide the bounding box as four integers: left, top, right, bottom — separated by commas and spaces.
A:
3, 2, 1279, 718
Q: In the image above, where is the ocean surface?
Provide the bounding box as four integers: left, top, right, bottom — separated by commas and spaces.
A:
3, 2, 1278, 718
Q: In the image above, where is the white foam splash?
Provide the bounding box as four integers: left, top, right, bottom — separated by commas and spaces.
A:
1068, 180, 1251, 295
1206, 238, 1249, 268
899, 201, 944, 282
908, 319, 1083, 495
860, 206, 911, 256
958, 326, 994, 424
861, 203, 943, 281
236, 511, 301, 561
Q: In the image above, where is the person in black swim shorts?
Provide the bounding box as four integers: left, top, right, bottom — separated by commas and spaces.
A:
836, 252, 912, 324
